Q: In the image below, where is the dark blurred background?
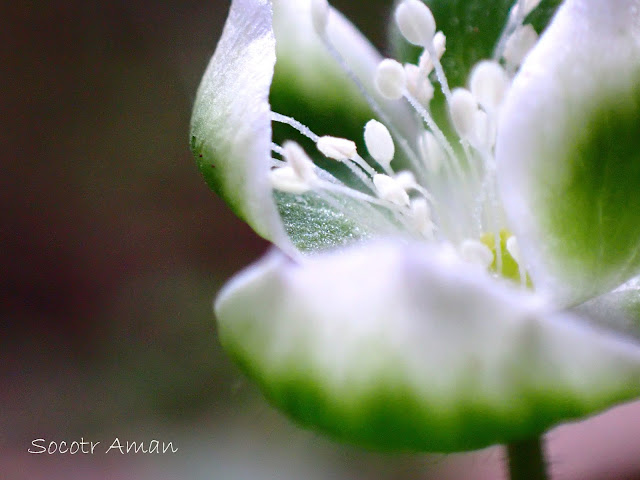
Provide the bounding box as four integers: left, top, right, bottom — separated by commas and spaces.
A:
2, 1, 640, 478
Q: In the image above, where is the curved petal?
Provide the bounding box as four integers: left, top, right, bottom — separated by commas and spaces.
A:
496, 0, 640, 306
216, 240, 640, 452
191, 0, 420, 255
190, 0, 292, 251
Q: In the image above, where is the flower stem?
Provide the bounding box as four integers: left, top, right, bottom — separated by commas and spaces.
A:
507, 436, 548, 480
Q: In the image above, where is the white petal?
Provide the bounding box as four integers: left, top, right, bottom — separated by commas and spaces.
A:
216, 240, 640, 452
191, 0, 292, 251
497, 0, 640, 306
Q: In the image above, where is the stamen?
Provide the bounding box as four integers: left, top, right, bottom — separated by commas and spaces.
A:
270, 157, 286, 168
316, 135, 376, 190
316, 178, 406, 214
271, 112, 319, 142
375, 59, 407, 100
394, 170, 432, 201
426, 43, 454, 109
404, 64, 435, 106
316, 136, 357, 161
418, 31, 446, 75
469, 109, 496, 152
271, 142, 285, 156
283, 141, 317, 183
364, 119, 395, 173
270, 166, 312, 194
503, 24, 538, 72
494, 229, 503, 274
506, 235, 528, 287
373, 174, 410, 206
409, 197, 435, 239
469, 61, 509, 113
393, 170, 417, 190
310, 0, 330, 35
510, 0, 542, 21
460, 239, 494, 269
494, 0, 541, 60
272, 142, 410, 227
416, 130, 444, 174
450, 88, 479, 141
395, 0, 436, 47
311, 23, 425, 181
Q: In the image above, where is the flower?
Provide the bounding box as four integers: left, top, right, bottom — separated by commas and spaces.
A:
191, 0, 640, 452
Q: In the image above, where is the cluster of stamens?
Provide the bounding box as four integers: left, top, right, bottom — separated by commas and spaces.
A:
268, 0, 541, 286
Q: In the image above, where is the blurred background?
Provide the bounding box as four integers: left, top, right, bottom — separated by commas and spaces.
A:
2, 1, 640, 478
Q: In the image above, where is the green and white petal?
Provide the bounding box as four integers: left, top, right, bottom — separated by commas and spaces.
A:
190, 0, 290, 249
216, 240, 640, 452
497, 0, 640, 306
191, 0, 418, 255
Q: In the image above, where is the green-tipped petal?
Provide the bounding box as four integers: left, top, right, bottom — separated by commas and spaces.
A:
216, 240, 640, 452
190, 0, 291, 250
497, 0, 640, 306
192, 0, 418, 254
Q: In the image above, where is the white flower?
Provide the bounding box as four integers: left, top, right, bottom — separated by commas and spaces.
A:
191, 0, 640, 452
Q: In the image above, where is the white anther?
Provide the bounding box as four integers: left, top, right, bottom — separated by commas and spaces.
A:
364, 119, 395, 167
373, 173, 410, 206
506, 236, 522, 263
418, 31, 446, 74
395, 0, 436, 47
311, 0, 330, 35
469, 109, 496, 151
404, 64, 435, 105
316, 136, 357, 161
283, 141, 317, 183
375, 59, 407, 100
460, 239, 494, 269
409, 198, 435, 239
417, 130, 445, 173
503, 24, 538, 69
450, 88, 478, 139
433, 31, 446, 57
469, 61, 510, 112
270, 166, 311, 194
394, 170, 417, 190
